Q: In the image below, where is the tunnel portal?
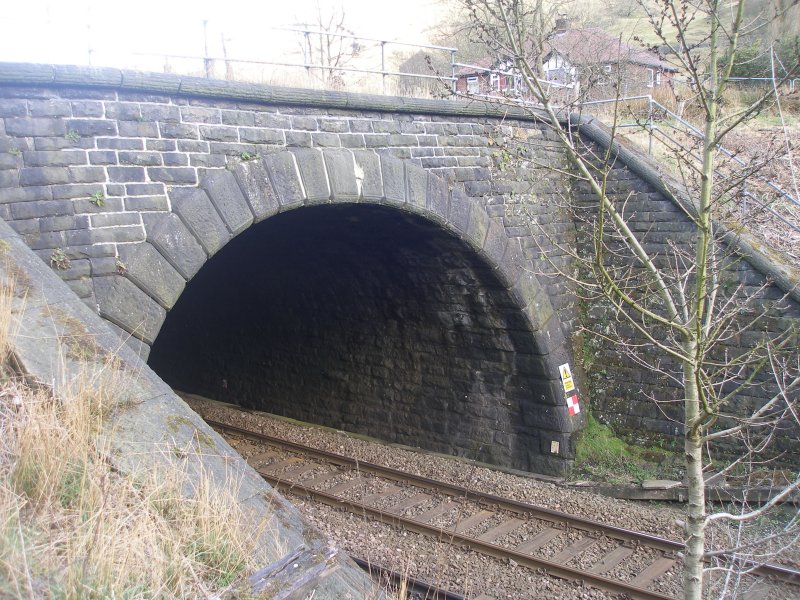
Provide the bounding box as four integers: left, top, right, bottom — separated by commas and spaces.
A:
148, 204, 552, 470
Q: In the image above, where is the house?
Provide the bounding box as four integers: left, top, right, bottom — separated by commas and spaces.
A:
454, 17, 677, 101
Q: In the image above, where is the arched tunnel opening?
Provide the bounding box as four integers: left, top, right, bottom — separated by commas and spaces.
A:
148, 204, 555, 471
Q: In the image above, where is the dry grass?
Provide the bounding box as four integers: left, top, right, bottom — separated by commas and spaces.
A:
0, 281, 270, 599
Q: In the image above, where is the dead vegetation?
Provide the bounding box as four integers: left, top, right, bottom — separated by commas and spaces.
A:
0, 279, 271, 599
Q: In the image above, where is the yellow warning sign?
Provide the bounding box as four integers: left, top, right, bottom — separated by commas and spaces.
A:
559, 363, 575, 393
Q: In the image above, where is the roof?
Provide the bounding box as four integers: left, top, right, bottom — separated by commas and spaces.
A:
455, 27, 678, 76
544, 28, 677, 71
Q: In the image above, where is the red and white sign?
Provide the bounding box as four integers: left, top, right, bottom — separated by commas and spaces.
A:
566, 394, 580, 416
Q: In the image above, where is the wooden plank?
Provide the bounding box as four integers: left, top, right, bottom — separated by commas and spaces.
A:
361, 486, 401, 505
630, 557, 677, 588
247, 450, 280, 466
302, 470, 342, 489
416, 501, 456, 524
327, 476, 369, 495
453, 510, 495, 534
588, 546, 634, 574
261, 457, 302, 474
477, 518, 525, 543
514, 527, 561, 554
386, 493, 431, 513
551, 537, 597, 564
281, 463, 318, 480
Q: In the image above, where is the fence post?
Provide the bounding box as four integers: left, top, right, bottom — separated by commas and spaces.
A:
381, 41, 387, 95
647, 95, 653, 156
451, 49, 457, 96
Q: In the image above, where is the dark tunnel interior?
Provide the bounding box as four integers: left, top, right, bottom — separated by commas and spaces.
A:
148, 204, 551, 469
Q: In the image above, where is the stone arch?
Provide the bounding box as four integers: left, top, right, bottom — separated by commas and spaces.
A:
95, 149, 582, 475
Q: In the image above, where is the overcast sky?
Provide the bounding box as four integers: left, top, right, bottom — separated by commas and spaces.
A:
0, 0, 451, 70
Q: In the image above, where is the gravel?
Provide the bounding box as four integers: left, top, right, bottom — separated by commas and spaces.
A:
185, 394, 798, 599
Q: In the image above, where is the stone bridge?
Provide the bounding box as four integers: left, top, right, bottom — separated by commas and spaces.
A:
1, 62, 797, 476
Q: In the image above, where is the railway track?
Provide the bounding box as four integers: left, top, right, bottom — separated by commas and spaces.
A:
206, 419, 800, 599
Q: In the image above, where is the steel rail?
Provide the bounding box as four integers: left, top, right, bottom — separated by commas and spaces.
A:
352, 556, 466, 600
206, 419, 680, 551
208, 418, 800, 586
260, 468, 675, 600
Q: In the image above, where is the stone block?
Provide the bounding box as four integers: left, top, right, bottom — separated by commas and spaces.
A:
108, 166, 146, 183
90, 212, 140, 228
426, 171, 449, 223
466, 201, 489, 248
141, 104, 180, 122
263, 152, 304, 209
118, 151, 163, 166
142, 213, 207, 280
482, 219, 508, 268
169, 187, 230, 256
124, 196, 169, 211
0, 99, 27, 117
199, 125, 238, 142
323, 150, 358, 201
97, 137, 144, 150
159, 122, 199, 139
11, 200, 73, 220
104, 102, 142, 120
68, 166, 106, 183
118, 242, 186, 309
94, 274, 166, 345
285, 131, 312, 147
239, 127, 283, 144
199, 169, 254, 235
447, 188, 472, 235
5, 117, 67, 137
180, 106, 220, 124
22, 150, 87, 167
66, 118, 118, 137
379, 155, 405, 204
233, 159, 281, 222
352, 150, 382, 200
147, 167, 197, 184
89, 150, 117, 165
19, 166, 70, 186
293, 149, 330, 204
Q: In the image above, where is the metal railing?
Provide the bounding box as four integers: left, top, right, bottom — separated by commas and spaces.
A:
579, 95, 800, 234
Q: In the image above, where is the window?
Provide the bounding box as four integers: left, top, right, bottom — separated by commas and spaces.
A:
489, 73, 500, 90
655, 71, 662, 85
603, 64, 612, 74
467, 77, 479, 94
646, 68, 655, 88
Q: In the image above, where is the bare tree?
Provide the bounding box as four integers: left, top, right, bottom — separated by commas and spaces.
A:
296, 1, 361, 90
457, 1, 800, 598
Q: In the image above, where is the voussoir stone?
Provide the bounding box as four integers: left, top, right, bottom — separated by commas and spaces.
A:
263, 152, 304, 209
293, 148, 330, 204
142, 213, 207, 281
117, 242, 186, 309
169, 186, 231, 257
199, 169, 254, 235
94, 275, 166, 345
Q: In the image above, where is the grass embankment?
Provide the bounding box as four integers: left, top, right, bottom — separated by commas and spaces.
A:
0, 279, 266, 598
572, 414, 682, 484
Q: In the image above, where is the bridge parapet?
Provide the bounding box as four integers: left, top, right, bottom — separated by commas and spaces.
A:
1, 62, 797, 470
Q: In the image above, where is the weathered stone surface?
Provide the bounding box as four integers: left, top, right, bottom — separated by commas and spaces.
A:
142, 213, 207, 280
94, 274, 166, 344
293, 148, 330, 204
405, 162, 427, 209
426, 170, 449, 223
169, 187, 231, 257
233, 159, 281, 222
352, 150, 382, 200
263, 152, 304, 209
117, 242, 186, 309
323, 149, 358, 200
199, 169, 254, 235
380, 155, 405, 204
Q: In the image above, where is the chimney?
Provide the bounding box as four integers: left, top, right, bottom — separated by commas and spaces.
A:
555, 14, 570, 35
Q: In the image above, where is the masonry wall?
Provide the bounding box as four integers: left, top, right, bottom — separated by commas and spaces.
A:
0, 65, 796, 466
